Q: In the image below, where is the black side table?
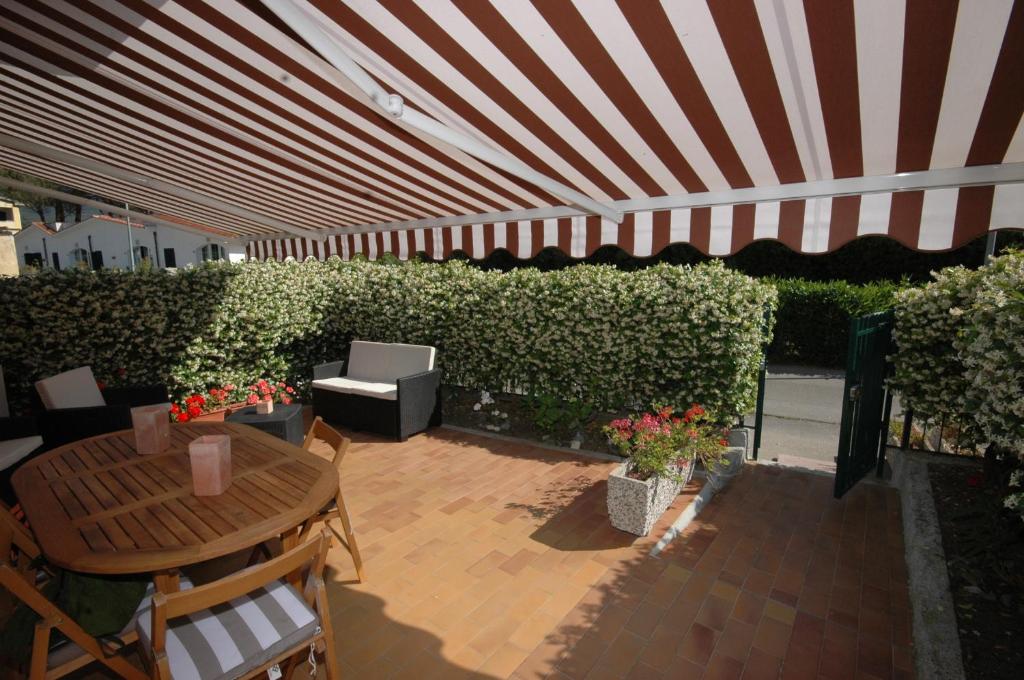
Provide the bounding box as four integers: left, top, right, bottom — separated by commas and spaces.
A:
226, 403, 305, 446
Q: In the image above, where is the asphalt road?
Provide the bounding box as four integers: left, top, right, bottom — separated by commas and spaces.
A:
746, 364, 903, 470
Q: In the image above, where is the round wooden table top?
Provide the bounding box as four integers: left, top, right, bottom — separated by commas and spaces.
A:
11, 422, 338, 575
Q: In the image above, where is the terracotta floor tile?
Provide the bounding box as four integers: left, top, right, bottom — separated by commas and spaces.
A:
715, 618, 757, 663
625, 601, 666, 639
557, 632, 607, 680
752, 616, 792, 659
732, 590, 767, 626
743, 568, 776, 597
763, 598, 797, 626
479, 644, 532, 677
857, 634, 893, 679
697, 594, 735, 632
633, 625, 682, 671
818, 634, 858, 680
704, 652, 745, 680
589, 630, 647, 679
741, 647, 783, 680
625, 662, 666, 680
663, 656, 706, 680
187, 425, 919, 680
679, 622, 718, 666
660, 596, 703, 633
679, 570, 716, 602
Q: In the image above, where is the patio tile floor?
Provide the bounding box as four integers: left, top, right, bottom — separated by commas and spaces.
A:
61, 425, 911, 679
300, 427, 913, 680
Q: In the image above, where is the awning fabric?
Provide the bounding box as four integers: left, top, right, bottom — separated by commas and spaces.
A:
1, 0, 1022, 261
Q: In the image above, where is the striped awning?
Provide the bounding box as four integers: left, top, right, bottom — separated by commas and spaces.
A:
1, 0, 1022, 261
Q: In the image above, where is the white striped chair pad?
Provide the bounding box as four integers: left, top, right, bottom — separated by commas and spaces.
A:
48, 577, 194, 670
136, 579, 318, 680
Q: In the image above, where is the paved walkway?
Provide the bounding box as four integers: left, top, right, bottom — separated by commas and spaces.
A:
295, 428, 912, 679
178, 427, 913, 679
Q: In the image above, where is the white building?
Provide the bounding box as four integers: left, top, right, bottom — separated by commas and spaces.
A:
1, 201, 23, 276
13, 214, 246, 273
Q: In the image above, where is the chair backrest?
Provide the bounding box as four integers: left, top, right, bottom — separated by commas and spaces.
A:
150, 530, 330, 655
346, 341, 435, 383
303, 417, 351, 467
0, 501, 41, 569
35, 367, 106, 410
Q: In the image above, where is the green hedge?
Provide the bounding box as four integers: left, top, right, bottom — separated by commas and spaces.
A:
767, 278, 904, 367
0, 259, 776, 418
891, 251, 1024, 454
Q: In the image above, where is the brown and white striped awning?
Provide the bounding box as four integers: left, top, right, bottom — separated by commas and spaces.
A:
1, 0, 1022, 261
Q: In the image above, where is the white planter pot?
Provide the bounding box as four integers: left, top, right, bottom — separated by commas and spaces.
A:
607, 460, 694, 536
706, 446, 746, 490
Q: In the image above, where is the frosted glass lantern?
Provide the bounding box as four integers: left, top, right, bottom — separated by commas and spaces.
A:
188, 435, 232, 496
132, 403, 171, 455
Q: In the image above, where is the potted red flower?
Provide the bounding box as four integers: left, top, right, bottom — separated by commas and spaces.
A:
603, 404, 727, 536
242, 380, 296, 407
169, 384, 246, 423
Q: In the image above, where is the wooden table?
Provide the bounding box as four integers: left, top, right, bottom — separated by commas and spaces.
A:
11, 422, 337, 591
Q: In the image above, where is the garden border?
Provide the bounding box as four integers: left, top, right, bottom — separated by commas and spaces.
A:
890, 449, 966, 680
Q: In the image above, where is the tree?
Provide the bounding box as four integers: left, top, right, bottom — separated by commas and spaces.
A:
0, 169, 54, 224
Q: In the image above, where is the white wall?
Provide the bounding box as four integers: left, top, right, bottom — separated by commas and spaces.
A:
13, 217, 245, 273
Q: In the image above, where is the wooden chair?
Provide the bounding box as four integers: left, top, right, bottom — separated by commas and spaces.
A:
140, 529, 338, 680
298, 417, 364, 581
0, 504, 147, 680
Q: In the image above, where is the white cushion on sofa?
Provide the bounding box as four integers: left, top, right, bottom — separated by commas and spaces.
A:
0, 435, 43, 472
347, 341, 435, 383
35, 366, 105, 410
312, 377, 398, 401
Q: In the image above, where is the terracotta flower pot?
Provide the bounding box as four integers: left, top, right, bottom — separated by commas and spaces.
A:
188, 402, 249, 422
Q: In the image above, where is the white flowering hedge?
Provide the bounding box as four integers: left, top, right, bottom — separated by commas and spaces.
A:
955, 252, 1024, 454
891, 250, 1024, 454
0, 259, 776, 418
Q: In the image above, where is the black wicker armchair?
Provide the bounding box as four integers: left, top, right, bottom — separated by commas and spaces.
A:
33, 367, 170, 449
311, 341, 441, 441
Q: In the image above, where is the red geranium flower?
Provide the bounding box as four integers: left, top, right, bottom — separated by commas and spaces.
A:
177, 412, 189, 422
187, 405, 202, 417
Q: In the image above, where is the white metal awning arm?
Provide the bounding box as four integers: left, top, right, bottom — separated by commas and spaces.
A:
262, 0, 623, 225
242, 162, 1024, 242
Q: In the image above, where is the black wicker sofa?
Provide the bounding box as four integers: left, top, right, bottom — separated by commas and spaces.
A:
311, 341, 441, 441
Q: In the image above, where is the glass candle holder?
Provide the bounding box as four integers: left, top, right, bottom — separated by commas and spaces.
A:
256, 400, 274, 414
132, 403, 171, 455
188, 435, 232, 496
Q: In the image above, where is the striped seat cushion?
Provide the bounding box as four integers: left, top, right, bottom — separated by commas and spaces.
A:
135, 579, 318, 680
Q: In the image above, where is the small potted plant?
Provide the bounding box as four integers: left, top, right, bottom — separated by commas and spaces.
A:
169, 380, 296, 422
604, 404, 727, 536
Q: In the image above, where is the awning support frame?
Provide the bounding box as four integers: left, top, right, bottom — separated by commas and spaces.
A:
262, 0, 623, 225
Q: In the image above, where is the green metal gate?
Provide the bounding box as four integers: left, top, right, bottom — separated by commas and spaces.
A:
834, 311, 895, 498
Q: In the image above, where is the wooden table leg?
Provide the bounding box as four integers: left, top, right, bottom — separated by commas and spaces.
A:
281, 526, 303, 589
153, 570, 181, 594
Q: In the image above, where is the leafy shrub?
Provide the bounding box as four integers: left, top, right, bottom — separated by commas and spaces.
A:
0, 258, 775, 419
954, 252, 1024, 454
890, 266, 982, 442
891, 250, 1024, 455
767, 278, 904, 367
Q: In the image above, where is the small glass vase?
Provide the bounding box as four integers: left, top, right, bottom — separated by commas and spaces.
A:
188, 435, 232, 496
131, 403, 171, 455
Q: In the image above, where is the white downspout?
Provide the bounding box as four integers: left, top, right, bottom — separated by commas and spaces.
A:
262, 0, 623, 225
125, 202, 136, 271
